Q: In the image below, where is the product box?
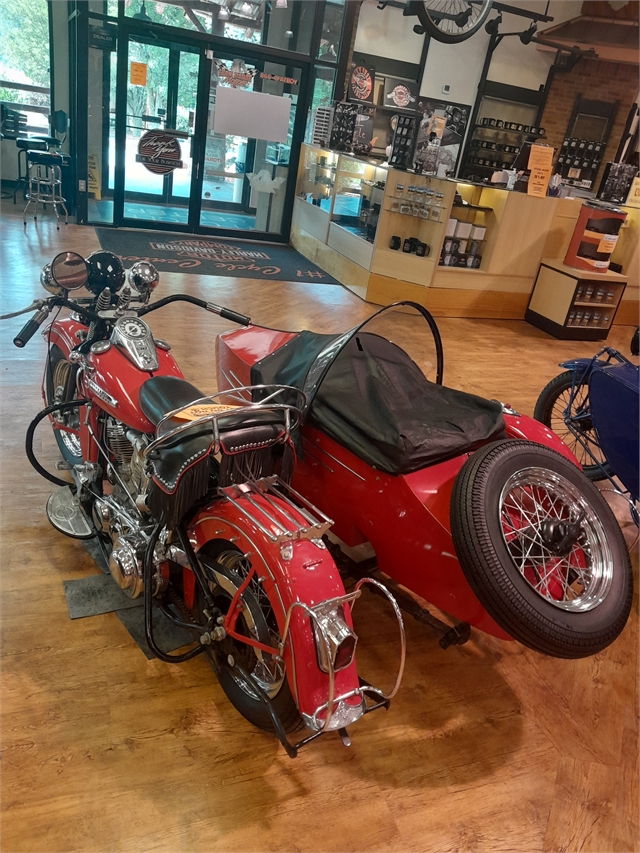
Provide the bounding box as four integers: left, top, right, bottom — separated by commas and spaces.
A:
445, 218, 457, 237
454, 220, 472, 239
470, 225, 486, 240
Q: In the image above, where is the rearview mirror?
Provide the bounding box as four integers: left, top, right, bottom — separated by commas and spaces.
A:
51, 252, 88, 291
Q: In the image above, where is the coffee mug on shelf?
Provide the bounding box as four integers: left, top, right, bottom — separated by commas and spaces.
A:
389, 235, 401, 250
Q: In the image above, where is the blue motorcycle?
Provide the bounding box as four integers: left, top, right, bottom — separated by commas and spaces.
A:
535, 329, 639, 524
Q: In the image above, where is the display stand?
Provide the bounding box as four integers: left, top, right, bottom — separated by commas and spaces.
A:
525, 258, 628, 340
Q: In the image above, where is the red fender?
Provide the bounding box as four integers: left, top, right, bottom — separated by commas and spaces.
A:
188, 494, 362, 725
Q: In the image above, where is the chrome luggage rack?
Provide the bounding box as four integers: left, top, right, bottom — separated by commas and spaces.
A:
218, 475, 333, 545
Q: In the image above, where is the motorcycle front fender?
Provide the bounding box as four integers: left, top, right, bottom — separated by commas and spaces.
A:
188, 499, 363, 727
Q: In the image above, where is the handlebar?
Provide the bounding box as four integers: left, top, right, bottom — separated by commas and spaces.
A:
7, 291, 251, 349
13, 307, 51, 348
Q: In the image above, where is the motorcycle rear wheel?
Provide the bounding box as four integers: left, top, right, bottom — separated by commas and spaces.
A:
450, 439, 632, 658
534, 370, 611, 481
44, 345, 83, 465
198, 543, 302, 734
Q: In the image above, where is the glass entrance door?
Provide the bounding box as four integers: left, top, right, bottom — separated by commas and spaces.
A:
112, 32, 307, 240
114, 35, 202, 228
198, 51, 304, 237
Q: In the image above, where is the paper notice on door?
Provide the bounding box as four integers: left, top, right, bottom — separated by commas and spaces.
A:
598, 234, 619, 253
130, 61, 148, 87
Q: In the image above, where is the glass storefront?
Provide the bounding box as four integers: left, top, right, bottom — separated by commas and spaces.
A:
83, 1, 346, 241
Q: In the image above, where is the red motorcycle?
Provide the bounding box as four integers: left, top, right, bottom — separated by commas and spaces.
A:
217, 301, 633, 659
4, 250, 405, 758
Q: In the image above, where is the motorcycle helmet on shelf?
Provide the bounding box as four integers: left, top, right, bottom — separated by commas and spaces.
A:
85, 251, 126, 296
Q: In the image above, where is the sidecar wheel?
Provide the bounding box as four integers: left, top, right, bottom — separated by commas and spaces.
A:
534, 371, 611, 481
197, 543, 302, 734
450, 440, 632, 658
44, 345, 83, 465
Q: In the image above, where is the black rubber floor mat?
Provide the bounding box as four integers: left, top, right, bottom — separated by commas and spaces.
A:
81, 537, 110, 573
63, 574, 141, 619
115, 607, 196, 660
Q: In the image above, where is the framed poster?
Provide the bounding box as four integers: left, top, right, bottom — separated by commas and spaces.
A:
413, 98, 470, 177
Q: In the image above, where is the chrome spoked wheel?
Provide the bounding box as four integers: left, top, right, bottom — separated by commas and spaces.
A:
450, 440, 632, 658
499, 467, 613, 611
45, 345, 82, 465
413, 0, 494, 43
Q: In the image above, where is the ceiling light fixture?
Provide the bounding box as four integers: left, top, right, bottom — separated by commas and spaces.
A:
276, 0, 288, 8
132, 0, 153, 22
240, 1, 252, 14
218, 4, 229, 19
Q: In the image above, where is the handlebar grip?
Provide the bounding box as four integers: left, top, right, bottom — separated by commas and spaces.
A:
219, 307, 251, 326
14, 317, 43, 348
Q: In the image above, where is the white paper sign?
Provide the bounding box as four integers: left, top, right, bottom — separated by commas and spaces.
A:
213, 86, 291, 143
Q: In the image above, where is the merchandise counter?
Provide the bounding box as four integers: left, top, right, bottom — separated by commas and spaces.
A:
291, 144, 639, 323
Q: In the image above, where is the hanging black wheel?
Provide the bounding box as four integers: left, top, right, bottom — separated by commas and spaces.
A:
411, 0, 493, 43
534, 371, 611, 481
197, 543, 302, 734
450, 440, 632, 658
44, 344, 83, 465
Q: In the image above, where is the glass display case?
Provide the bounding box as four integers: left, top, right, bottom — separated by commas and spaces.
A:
331, 155, 388, 244
296, 144, 338, 212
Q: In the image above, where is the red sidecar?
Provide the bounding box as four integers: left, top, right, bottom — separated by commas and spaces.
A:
216, 302, 632, 659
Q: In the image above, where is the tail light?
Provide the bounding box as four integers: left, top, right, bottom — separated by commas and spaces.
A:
311, 602, 357, 673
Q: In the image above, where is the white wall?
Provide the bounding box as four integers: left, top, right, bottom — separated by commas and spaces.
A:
354, 0, 585, 109
353, 0, 424, 65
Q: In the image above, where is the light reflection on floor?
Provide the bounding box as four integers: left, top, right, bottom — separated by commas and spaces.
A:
87, 199, 258, 231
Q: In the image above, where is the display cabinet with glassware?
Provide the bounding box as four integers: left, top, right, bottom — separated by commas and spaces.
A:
293, 144, 338, 243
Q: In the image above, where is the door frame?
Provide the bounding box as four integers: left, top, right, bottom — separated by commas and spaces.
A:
112, 19, 311, 243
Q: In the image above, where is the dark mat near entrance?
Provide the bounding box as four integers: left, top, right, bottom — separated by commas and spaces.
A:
95, 227, 341, 285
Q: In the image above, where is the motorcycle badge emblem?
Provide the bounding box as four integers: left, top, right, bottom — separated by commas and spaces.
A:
349, 66, 373, 102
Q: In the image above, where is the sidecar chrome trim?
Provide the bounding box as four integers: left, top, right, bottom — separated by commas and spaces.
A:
352, 578, 406, 699
305, 441, 366, 482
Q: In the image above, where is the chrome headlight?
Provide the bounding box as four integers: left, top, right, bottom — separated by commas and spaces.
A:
128, 261, 159, 299
311, 602, 357, 673
40, 263, 62, 295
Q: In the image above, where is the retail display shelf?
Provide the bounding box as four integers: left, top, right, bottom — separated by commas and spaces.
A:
452, 201, 493, 212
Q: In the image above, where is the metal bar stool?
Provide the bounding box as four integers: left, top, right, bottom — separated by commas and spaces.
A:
13, 138, 48, 203
23, 150, 69, 230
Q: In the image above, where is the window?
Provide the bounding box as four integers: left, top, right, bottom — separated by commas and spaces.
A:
0, 0, 50, 134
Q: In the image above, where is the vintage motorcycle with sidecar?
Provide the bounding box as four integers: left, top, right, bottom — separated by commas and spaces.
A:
2, 250, 406, 758
216, 302, 633, 660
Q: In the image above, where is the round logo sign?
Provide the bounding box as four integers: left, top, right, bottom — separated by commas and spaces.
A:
136, 130, 183, 175
387, 85, 415, 109
350, 66, 373, 102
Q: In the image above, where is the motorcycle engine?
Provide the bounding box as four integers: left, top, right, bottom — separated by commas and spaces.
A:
92, 418, 158, 598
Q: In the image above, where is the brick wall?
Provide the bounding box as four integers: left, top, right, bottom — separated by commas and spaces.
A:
540, 58, 639, 186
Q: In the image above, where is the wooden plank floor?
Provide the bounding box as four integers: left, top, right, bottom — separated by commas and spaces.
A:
1, 202, 638, 853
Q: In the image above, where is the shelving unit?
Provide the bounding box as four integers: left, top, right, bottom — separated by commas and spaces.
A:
293, 145, 338, 242
439, 186, 494, 270
463, 125, 546, 178
525, 258, 628, 340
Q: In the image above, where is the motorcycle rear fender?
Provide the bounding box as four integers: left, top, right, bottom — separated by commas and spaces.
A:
188, 499, 362, 722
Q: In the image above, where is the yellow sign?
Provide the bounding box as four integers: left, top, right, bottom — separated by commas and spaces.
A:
527, 144, 554, 198
174, 403, 240, 422
87, 152, 100, 199
130, 61, 147, 86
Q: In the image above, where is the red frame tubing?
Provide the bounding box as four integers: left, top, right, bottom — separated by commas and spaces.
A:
188, 494, 362, 721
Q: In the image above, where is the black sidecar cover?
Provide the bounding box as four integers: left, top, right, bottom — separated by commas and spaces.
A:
251, 316, 505, 476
